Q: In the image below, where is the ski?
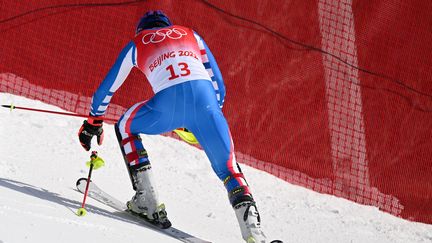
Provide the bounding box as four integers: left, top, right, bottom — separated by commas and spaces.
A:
76, 178, 212, 243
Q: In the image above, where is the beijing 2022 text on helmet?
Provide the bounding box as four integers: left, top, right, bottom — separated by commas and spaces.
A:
136, 10, 172, 34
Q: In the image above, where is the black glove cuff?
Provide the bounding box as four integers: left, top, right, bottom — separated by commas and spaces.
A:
83, 120, 103, 136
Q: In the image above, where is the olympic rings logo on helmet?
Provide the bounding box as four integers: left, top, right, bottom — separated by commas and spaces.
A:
142, 28, 187, 44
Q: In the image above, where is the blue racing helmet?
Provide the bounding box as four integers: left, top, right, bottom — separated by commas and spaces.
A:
136, 10, 172, 34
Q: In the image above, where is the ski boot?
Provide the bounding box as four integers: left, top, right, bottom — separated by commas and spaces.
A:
126, 165, 171, 229
234, 200, 267, 243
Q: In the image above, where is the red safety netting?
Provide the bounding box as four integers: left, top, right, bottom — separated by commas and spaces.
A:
1, 0, 431, 224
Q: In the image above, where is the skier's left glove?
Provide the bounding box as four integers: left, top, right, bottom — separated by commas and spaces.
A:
78, 116, 104, 151
174, 128, 198, 145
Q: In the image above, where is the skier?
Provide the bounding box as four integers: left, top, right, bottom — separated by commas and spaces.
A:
78, 10, 267, 243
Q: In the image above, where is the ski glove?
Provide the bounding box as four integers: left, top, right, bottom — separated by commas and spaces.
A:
78, 116, 104, 151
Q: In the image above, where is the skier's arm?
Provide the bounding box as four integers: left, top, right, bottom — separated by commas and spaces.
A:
90, 41, 137, 116
193, 32, 226, 108
79, 41, 136, 151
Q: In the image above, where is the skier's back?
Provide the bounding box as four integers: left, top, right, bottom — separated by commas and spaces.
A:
78, 10, 268, 243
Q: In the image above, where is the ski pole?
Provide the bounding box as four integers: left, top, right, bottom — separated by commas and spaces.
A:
1, 104, 117, 121
76, 151, 104, 216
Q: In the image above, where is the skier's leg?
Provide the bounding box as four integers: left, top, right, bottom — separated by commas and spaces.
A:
115, 91, 182, 228
186, 81, 266, 242
115, 100, 157, 190
114, 121, 148, 191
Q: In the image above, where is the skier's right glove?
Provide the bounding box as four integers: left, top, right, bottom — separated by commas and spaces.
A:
78, 116, 104, 151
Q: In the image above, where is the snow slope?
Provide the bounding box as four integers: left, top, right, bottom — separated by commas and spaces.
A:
0, 93, 431, 243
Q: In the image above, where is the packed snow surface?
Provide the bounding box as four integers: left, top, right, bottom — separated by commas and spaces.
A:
0, 94, 431, 243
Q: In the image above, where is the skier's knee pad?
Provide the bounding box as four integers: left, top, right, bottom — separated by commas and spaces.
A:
115, 123, 151, 191
114, 123, 150, 169
120, 134, 150, 169
122, 135, 151, 191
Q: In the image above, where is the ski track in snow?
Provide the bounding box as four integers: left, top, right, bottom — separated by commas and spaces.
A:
1, 93, 432, 243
